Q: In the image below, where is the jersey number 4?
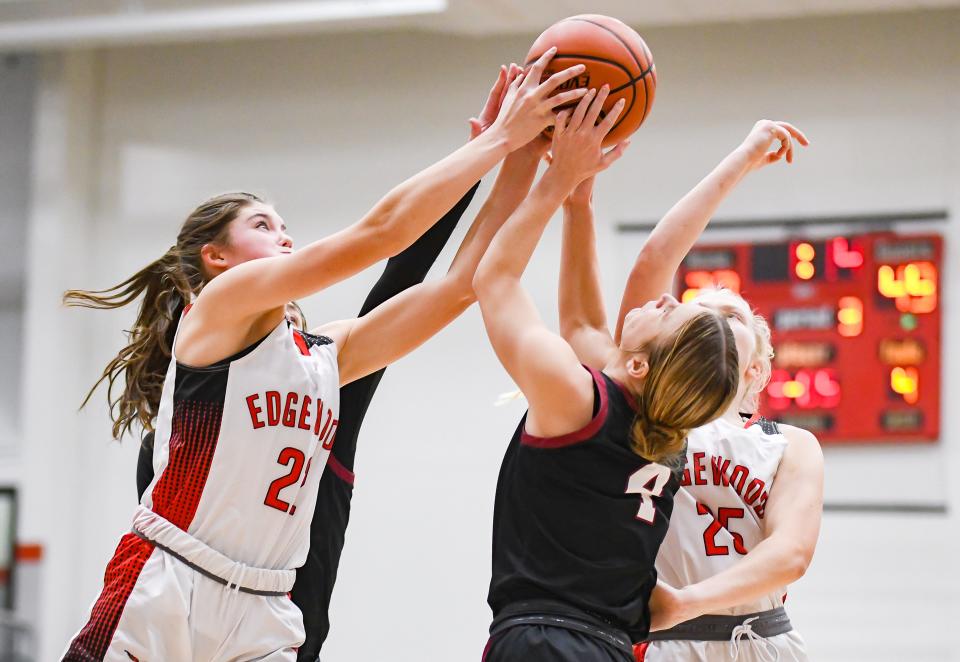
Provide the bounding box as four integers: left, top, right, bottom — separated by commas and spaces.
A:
625, 463, 672, 524
264, 447, 312, 516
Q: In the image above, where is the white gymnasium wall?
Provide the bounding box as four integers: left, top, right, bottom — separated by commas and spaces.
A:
0, 54, 36, 474
16, 9, 960, 661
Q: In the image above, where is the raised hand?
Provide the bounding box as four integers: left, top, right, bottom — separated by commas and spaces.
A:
546, 85, 630, 189
739, 120, 810, 171
489, 48, 592, 151
469, 64, 520, 140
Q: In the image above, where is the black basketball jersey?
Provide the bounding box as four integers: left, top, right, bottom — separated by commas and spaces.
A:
488, 367, 679, 642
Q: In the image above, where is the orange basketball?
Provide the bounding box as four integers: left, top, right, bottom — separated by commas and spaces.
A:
525, 14, 657, 147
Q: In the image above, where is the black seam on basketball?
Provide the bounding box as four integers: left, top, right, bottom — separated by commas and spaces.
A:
610, 66, 655, 95
524, 53, 636, 135
566, 17, 647, 73
565, 15, 655, 122
640, 66, 649, 123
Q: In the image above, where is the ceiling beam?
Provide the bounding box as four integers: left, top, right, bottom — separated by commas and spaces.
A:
0, 0, 446, 51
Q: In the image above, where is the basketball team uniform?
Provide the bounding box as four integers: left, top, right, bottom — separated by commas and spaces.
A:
484, 368, 679, 662
639, 417, 809, 662
127, 185, 479, 662
65, 316, 340, 661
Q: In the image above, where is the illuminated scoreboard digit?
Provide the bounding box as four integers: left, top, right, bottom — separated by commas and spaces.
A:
676, 232, 942, 443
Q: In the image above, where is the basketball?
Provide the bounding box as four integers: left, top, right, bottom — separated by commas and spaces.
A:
525, 14, 657, 146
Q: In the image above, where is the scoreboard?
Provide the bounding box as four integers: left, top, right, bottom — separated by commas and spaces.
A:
676, 232, 942, 444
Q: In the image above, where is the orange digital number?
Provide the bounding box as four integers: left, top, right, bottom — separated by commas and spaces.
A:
877, 262, 937, 314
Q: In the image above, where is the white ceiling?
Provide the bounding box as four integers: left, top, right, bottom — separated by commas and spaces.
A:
1, 0, 958, 50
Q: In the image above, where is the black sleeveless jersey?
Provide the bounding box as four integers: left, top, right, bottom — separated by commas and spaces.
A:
488, 368, 680, 642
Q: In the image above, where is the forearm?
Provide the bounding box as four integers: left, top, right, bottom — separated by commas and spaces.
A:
358, 181, 480, 316
367, 131, 510, 254
614, 145, 755, 340
447, 150, 541, 291
475, 171, 570, 293
559, 199, 608, 337
680, 534, 810, 617
648, 146, 754, 261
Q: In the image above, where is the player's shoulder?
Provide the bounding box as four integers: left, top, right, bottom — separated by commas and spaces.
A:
309, 319, 348, 349
776, 423, 824, 464
776, 423, 819, 445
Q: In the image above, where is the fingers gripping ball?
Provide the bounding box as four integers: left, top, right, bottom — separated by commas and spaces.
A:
525, 14, 656, 147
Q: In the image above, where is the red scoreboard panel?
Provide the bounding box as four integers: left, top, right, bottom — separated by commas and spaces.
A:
676, 232, 942, 444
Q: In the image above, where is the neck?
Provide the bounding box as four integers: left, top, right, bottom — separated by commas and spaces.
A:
602, 359, 640, 397
603, 362, 624, 381
719, 404, 746, 426
719, 386, 751, 426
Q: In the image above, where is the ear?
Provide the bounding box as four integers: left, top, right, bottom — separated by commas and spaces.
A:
626, 352, 649, 382
745, 358, 763, 385
200, 242, 230, 276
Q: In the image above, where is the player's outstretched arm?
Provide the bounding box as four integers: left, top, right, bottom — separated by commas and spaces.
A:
316, 134, 550, 387
649, 425, 823, 630
613, 120, 809, 343
191, 51, 589, 328
474, 88, 629, 438
558, 175, 617, 370
290, 76, 529, 657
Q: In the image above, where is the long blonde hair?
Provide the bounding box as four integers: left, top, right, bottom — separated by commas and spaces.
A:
63, 192, 264, 439
630, 311, 740, 464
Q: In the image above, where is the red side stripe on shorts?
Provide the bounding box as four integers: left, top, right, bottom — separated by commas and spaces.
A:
63, 534, 154, 661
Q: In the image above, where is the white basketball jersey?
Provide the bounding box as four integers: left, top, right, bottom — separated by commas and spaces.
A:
142, 314, 340, 571
655, 417, 789, 615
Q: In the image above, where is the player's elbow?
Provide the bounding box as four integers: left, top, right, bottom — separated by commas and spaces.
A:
362, 198, 419, 257
781, 543, 815, 582
473, 262, 495, 299
445, 271, 478, 308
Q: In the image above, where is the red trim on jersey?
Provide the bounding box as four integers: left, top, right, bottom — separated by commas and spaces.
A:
182, 303, 193, 316
292, 330, 311, 356
633, 642, 649, 661
326, 453, 355, 486
521, 367, 609, 449
64, 533, 154, 661
743, 411, 761, 429
610, 377, 639, 412
150, 400, 224, 531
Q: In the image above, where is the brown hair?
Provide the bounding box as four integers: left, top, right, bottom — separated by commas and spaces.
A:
693, 287, 773, 414
631, 311, 740, 464
63, 192, 264, 439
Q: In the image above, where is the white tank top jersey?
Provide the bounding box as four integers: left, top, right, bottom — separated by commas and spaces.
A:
141, 313, 340, 572
655, 417, 790, 615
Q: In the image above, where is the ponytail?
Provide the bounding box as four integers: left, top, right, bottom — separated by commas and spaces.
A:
628, 311, 740, 465
65, 192, 263, 439
64, 247, 192, 439
631, 417, 687, 466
